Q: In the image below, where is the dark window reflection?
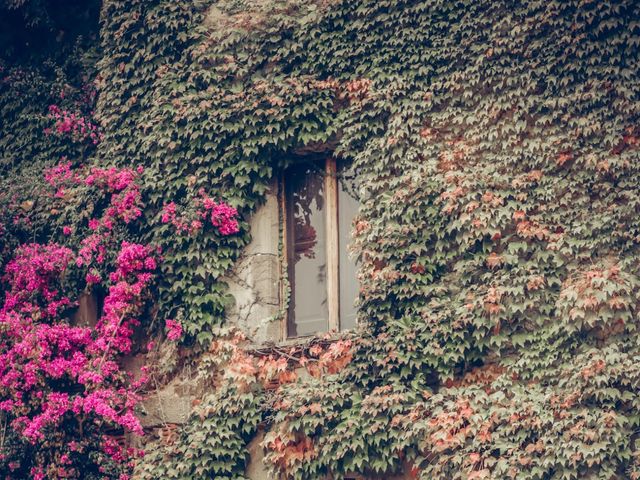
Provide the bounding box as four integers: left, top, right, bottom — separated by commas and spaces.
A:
286, 161, 328, 337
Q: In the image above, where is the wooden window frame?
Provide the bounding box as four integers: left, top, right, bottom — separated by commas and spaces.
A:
281, 157, 343, 340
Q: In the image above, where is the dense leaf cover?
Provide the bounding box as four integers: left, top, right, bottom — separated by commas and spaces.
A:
2, 0, 640, 478
130, 0, 640, 478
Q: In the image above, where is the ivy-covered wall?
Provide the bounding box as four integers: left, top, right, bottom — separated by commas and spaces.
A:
2, 0, 640, 479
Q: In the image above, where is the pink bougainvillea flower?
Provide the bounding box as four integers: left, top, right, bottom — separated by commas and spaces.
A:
165, 319, 183, 341
160, 195, 239, 236
85, 271, 101, 284
46, 105, 103, 145
209, 202, 240, 235
161, 202, 176, 224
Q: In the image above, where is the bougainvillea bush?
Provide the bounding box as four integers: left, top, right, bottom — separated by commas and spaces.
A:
0, 95, 241, 480
3, 0, 640, 479
0, 89, 159, 476
0, 241, 152, 479
0, 2, 242, 477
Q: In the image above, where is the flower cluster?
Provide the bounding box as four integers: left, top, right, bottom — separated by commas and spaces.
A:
45, 105, 103, 145
203, 197, 240, 235
160, 192, 239, 237
165, 319, 183, 341
44, 160, 81, 198
85, 166, 143, 225
2, 243, 75, 315
44, 162, 143, 234
41, 163, 146, 283
102, 435, 144, 466
160, 201, 202, 235
92, 242, 157, 356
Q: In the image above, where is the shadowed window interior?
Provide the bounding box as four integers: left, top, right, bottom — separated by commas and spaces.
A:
284, 157, 359, 338
285, 160, 329, 337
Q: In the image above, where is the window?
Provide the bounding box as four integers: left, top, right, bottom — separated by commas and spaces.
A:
283, 157, 359, 338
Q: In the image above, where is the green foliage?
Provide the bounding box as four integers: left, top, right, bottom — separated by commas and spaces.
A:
137, 332, 265, 479
160, 0, 637, 477
264, 377, 419, 479
95, 0, 339, 343
137, 385, 263, 480
3, 0, 640, 478
0, 1, 100, 273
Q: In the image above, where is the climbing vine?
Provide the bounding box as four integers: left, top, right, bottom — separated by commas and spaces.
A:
2, 0, 640, 479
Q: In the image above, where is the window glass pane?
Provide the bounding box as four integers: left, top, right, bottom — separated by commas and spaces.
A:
338, 166, 359, 330
285, 161, 328, 337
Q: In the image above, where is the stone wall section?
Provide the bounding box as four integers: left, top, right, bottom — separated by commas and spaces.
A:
224, 179, 282, 344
